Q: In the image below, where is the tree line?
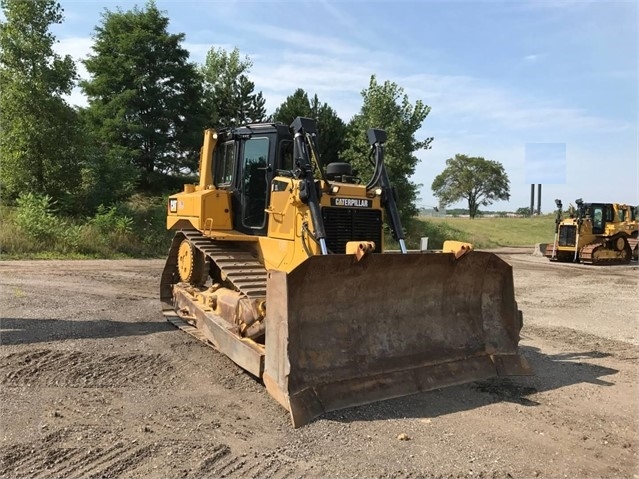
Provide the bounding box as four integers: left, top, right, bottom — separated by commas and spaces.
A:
0, 0, 510, 226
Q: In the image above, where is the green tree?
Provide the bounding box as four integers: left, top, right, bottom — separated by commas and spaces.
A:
272, 88, 312, 125
81, 1, 205, 188
341, 75, 432, 225
273, 89, 346, 164
516, 206, 531, 216
431, 154, 510, 219
0, 0, 83, 202
201, 47, 266, 127
74, 109, 138, 211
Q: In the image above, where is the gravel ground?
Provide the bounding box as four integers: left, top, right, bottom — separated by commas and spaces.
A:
0, 254, 637, 478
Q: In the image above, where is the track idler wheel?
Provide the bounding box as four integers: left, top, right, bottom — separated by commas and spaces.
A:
610, 234, 632, 263
614, 236, 626, 252
177, 239, 208, 285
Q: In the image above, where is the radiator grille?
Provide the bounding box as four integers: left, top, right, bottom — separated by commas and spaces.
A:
558, 225, 577, 247
321, 207, 383, 254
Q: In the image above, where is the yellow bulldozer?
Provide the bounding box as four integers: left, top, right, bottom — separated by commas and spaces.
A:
545, 199, 638, 264
160, 117, 531, 427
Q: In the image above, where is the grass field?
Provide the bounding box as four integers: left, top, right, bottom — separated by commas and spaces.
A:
410, 215, 555, 249
2, 193, 555, 258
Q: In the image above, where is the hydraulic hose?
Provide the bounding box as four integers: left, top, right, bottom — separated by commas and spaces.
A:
293, 131, 328, 255
372, 141, 407, 254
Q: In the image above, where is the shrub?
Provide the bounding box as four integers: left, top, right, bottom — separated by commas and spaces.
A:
90, 204, 134, 236
14, 193, 61, 242
1, 192, 174, 258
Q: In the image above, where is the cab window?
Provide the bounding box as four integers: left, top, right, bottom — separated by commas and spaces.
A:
241, 137, 270, 228
605, 205, 614, 222
214, 141, 236, 187
593, 206, 604, 233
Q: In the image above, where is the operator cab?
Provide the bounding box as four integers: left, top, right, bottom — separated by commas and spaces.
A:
212, 123, 293, 236
581, 203, 613, 235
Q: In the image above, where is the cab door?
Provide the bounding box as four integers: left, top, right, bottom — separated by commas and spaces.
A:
233, 136, 271, 235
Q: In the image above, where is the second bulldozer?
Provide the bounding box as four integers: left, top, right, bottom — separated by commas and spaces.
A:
161, 117, 532, 427
545, 199, 638, 264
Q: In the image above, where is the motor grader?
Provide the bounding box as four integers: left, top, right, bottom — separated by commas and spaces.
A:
161, 117, 531, 427
545, 199, 638, 264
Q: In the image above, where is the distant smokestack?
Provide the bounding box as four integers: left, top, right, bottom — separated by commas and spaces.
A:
530, 184, 535, 216
537, 184, 542, 215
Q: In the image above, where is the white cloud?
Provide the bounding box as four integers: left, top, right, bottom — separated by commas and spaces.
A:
254, 54, 369, 93
245, 24, 361, 56
400, 73, 630, 133
251, 51, 382, 118
59, 25, 626, 142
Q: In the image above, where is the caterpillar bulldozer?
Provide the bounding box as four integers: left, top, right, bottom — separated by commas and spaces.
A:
545, 199, 638, 264
160, 117, 532, 427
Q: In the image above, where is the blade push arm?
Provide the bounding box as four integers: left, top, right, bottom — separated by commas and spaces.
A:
367, 129, 407, 254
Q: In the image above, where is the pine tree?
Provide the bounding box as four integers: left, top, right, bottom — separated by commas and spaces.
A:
81, 1, 206, 187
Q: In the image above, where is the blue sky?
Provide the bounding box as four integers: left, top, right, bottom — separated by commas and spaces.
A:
50, 0, 637, 212
525, 143, 566, 185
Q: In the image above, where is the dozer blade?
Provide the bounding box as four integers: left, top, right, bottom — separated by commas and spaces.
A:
263, 251, 532, 427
